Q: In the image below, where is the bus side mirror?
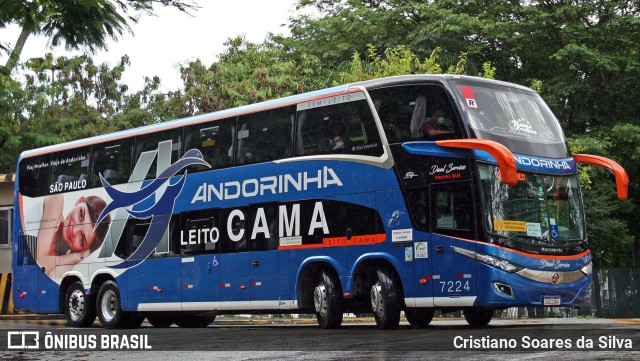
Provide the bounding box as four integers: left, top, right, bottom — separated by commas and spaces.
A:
573, 154, 629, 200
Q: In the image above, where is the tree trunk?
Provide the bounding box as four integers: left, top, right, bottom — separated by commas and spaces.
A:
4, 26, 32, 73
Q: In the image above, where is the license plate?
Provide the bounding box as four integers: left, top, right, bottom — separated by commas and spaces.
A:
543, 295, 562, 306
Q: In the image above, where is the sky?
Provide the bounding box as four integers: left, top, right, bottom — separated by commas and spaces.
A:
1, 0, 300, 92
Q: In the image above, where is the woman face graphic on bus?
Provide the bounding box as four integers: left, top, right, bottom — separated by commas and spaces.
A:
36, 194, 111, 275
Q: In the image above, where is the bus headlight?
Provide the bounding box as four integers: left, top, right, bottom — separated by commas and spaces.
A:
451, 246, 523, 273
581, 263, 592, 276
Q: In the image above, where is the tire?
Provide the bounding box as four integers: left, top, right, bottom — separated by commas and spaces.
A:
313, 270, 343, 329
463, 308, 493, 328
371, 268, 401, 330
96, 280, 128, 329
174, 314, 216, 328
64, 281, 96, 327
405, 307, 434, 328
147, 313, 174, 328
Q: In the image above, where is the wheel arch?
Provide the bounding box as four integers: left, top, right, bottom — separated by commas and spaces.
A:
295, 257, 345, 311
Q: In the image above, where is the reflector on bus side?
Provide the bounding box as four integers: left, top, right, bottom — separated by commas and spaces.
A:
435, 139, 518, 186
573, 154, 629, 200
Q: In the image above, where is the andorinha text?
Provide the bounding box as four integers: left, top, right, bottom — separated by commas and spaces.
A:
191, 167, 343, 203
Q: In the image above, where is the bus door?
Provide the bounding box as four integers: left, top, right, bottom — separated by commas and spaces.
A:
219, 207, 251, 308
429, 181, 478, 307
248, 204, 280, 308
180, 211, 221, 309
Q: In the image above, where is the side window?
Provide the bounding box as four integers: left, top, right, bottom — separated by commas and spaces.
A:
49, 147, 91, 194
430, 182, 475, 239
369, 84, 462, 143
221, 207, 248, 253
183, 117, 235, 171
237, 107, 294, 165
135, 129, 183, 180
0, 207, 11, 246
406, 189, 429, 231
115, 218, 151, 259
296, 97, 383, 157
180, 209, 220, 255
18, 154, 50, 197
323, 200, 383, 240
250, 204, 279, 251
91, 139, 134, 187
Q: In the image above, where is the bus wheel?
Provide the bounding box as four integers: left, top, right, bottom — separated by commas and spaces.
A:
371, 269, 401, 329
65, 281, 96, 327
405, 308, 434, 329
175, 314, 216, 328
463, 308, 493, 328
96, 280, 127, 329
147, 314, 174, 328
313, 270, 343, 329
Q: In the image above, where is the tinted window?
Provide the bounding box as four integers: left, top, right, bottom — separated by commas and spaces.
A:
91, 139, 134, 187
183, 117, 235, 171
180, 209, 220, 255
18, 154, 50, 197
250, 204, 279, 251
237, 107, 294, 165
369, 84, 462, 142
296, 95, 383, 157
431, 182, 475, 239
221, 207, 248, 253
135, 129, 183, 180
49, 147, 91, 194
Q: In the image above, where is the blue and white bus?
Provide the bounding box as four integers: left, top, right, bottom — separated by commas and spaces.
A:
12, 75, 628, 329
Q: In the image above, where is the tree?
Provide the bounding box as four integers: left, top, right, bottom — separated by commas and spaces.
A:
0, 0, 198, 74
0, 54, 153, 172
148, 36, 327, 120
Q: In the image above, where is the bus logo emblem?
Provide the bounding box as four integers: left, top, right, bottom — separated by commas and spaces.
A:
551, 273, 560, 284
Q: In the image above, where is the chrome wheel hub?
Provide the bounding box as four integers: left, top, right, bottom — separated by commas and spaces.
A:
68, 289, 85, 321
314, 283, 327, 315
100, 289, 117, 322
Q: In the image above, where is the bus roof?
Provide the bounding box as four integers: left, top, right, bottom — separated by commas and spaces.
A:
18, 74, 533, 161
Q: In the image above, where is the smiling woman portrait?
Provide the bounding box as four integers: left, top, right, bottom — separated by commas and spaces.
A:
36, 194, 111, 275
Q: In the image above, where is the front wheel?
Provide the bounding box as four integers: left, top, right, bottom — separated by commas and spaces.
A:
65, 281, 96, 327
405, 308, 434, 328
314, 270, 343, 329
371, 269, 401, 330
463, 308, 493, 328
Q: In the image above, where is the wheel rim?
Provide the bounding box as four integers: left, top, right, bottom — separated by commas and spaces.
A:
314, 283, 327, 316
68, 289, 85, 321
371, 283, 383, 316
100, 289, 117, 322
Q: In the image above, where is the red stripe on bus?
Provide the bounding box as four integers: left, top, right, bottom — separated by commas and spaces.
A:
322, 234, 386, 247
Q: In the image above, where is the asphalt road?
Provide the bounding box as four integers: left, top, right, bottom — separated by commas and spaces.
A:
1, 318, 639, 360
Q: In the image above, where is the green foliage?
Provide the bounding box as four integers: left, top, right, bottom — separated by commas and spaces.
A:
148, 36, 326, 119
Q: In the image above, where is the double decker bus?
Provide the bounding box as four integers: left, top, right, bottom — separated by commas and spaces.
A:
13, 75, 628, 329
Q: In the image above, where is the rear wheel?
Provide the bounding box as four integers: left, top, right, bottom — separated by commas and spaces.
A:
463, 308, 493, 328
96, 280, 134, 329
175, 314, 216, 328
314, 270, 343, 329
147, 313, 174, 328
405, 308, 434, 328
65, 281, 96, 327
371, 268, 401, 330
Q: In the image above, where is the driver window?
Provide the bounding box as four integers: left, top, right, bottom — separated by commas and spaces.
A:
430, 182, 475, 239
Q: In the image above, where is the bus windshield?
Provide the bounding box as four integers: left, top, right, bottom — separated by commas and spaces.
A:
478, 164, 586, 252
453, 81, 569, 158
